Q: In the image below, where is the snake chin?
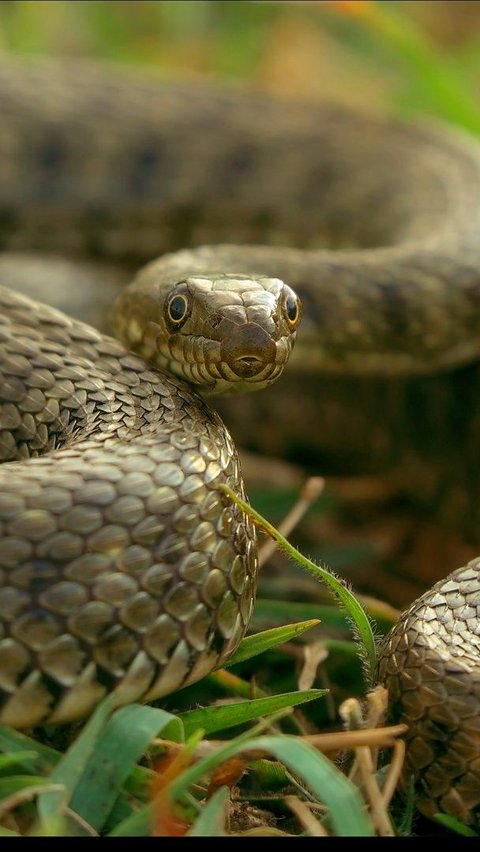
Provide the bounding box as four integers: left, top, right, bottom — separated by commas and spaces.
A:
199, 363, 287, 397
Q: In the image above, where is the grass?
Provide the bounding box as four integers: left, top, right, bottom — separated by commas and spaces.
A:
0, 490, 398, 836
1, 0, 480, 837
0, 484, 443, 836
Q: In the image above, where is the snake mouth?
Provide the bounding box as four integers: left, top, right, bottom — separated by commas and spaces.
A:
220, 322, 276, 379
231, 354, 267, 378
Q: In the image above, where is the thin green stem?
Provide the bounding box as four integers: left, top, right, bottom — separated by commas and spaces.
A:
220, 484, 377, 683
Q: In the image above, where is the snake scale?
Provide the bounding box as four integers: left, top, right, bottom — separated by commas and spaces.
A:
1, 59, 480, 826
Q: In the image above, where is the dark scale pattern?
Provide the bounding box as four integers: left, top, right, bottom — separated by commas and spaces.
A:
0, 287, 257, 728
378, 558, 480, 825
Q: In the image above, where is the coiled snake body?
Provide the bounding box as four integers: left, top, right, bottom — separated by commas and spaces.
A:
1, 60, 480, 824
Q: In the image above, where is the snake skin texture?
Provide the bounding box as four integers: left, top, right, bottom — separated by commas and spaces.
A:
0, 263, 299, 729
0, 283, 262, 729
378, 559, 480, 825
2, 58, 480, 824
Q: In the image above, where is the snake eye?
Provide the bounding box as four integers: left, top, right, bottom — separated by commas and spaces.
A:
165, 288, 192, 330
283, 290, 301, 328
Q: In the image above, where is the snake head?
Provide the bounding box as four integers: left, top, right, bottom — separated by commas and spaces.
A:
111, 270, 301, 395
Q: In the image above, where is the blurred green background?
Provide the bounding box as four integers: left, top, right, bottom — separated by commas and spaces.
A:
2, 0, 480, 131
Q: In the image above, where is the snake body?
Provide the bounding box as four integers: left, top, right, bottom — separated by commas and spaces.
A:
2, 59, 480, 823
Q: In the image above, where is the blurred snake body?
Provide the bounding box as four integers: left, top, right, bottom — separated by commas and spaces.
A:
1, 60, 480, 824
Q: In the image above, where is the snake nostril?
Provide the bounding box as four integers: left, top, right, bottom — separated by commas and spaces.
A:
221, 322, 276, 379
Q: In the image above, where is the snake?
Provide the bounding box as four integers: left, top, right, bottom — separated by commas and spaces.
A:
1, 59, 480, 827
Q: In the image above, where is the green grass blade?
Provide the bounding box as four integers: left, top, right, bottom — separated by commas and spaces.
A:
37, 695, 181, 831
180, 689, 326, 738
122, 764, 156, 801
434, 814, 478, 837
37, 693, 119, 826
0, 751, 40, 772
101, 796, 136, 836
67, 705, 182, 832
187, 786, 228, 836
0, 727, 59, 774
224, 620, 320, 667
108, 802, 151, 837
395, 775, 415, 836
207, 670, 268, 699
252, 736, 373, 836
220, 485, 377, 683
0, 775, 53, 799
109, 730, 205, 837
